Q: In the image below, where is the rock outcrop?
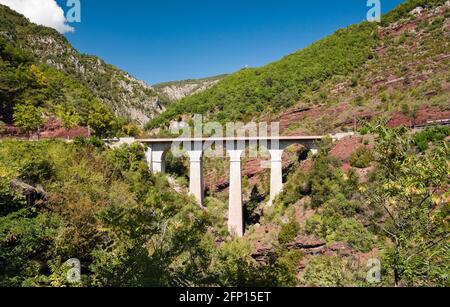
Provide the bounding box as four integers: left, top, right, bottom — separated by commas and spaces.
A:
154, 76, 226, 102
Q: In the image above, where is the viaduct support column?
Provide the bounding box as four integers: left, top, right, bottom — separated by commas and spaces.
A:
187, 150, 204, 205
227, 149, 244, 237
269, 149, 284, 206
145, 145, 166, 173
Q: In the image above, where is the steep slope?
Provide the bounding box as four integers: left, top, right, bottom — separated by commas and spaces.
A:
0, 4, 163, 125
148, 0, 449, 130
157, 2, 450, 267
277, 2, 450, 136
199, 1, 449, 196
154, 75, 227, 103
0, 37, 118, 137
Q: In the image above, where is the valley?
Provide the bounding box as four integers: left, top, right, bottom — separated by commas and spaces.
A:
0, 0, 448, 288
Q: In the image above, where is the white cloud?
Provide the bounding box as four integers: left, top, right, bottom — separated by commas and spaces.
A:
0, 0, 74, 33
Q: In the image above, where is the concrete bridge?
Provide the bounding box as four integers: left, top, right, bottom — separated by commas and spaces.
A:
132, 135, 324, 237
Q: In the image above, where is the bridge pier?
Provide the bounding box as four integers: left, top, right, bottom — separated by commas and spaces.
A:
227, 149, 244, 237
269, 149, 284, 206
145, 145, 167, 173
187, 149, 204, 205
139, 136, 323, 238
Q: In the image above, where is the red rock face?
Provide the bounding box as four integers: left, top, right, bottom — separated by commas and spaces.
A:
39, 126, 90, 139
1, 118, 90, 140
388, 108, 450, 128
278, 104, 352, 133
330, 137, 364, 162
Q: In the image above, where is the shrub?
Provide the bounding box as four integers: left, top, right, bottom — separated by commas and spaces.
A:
165, 151, 188, 179
13, 102, 44, 136
305, 214, 374, 253
121, 124, 143, 137
305, 214, 327, 238
278, 220, 300, 245
350, 146, 373, 169
19, 155, 55, 184
106, 143, 146, 173
331, 218, 375, 252
73, 136, 105, 149
352, 96, 366, 107
302, 256, 347, 287
413, 126, 450, 152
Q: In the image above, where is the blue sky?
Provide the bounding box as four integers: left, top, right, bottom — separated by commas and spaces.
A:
56, 0, 405, 85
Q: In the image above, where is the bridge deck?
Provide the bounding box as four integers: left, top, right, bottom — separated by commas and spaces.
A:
137, 136, 324, 143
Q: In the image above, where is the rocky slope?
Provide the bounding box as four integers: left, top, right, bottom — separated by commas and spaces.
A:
0, 4, 163, 125
154, 75, 227, 103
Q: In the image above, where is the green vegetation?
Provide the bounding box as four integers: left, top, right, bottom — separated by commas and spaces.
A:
0, 36, 120, 137
269, 121, 449, 286
350, 146, 374, 169
413, 126, 450, 152
13, 102, 44, 137
0, 0, 448, 288
148, 22, 379, 128
278, 220, 300, 245
365, 124, 449, 287
382, 0, 447, 25
0, 140, 301, 287
0, 3, 159, 133
302, 256, 367, 287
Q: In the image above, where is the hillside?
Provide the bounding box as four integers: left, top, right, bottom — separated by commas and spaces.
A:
148, 0, 449, 131
154, 75, 227, 103
147, 0, 450, 203
0, 4, 163, 126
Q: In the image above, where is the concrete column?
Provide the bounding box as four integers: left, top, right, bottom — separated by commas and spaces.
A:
145, 145, 165, 173
151, 150, 166, 173
146, 143, 170, 173
187, 150, 204, 205
145, 146, 153, 171
269, 149, 284, 206
227, 149, 244, 237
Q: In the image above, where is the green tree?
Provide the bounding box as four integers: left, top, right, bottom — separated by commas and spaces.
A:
278, 220, 300, 245
87, 102, 118, 137
13, 102, 44, 138
350, 146, 373, 169
366, 125, 449, 287
56, 105, 81, 130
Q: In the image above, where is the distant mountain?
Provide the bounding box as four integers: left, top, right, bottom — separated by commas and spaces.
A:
154, 75, 228, 103
0, 4, 163, 126
148, 0, 449, 132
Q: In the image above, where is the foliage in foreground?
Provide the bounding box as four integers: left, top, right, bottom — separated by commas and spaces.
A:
0, 140, 299, 287
273, 125, 449, 286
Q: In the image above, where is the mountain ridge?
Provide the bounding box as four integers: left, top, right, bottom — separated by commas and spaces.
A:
148, 0, 449, 131
154, 74, 228, 103
0, 4, 163, 125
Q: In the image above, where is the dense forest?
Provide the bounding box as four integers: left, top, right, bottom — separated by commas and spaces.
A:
147, 0, 448, 129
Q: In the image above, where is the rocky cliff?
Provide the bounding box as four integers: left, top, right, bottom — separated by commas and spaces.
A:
0, 4, 164, 125
154, 75, 226, 103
